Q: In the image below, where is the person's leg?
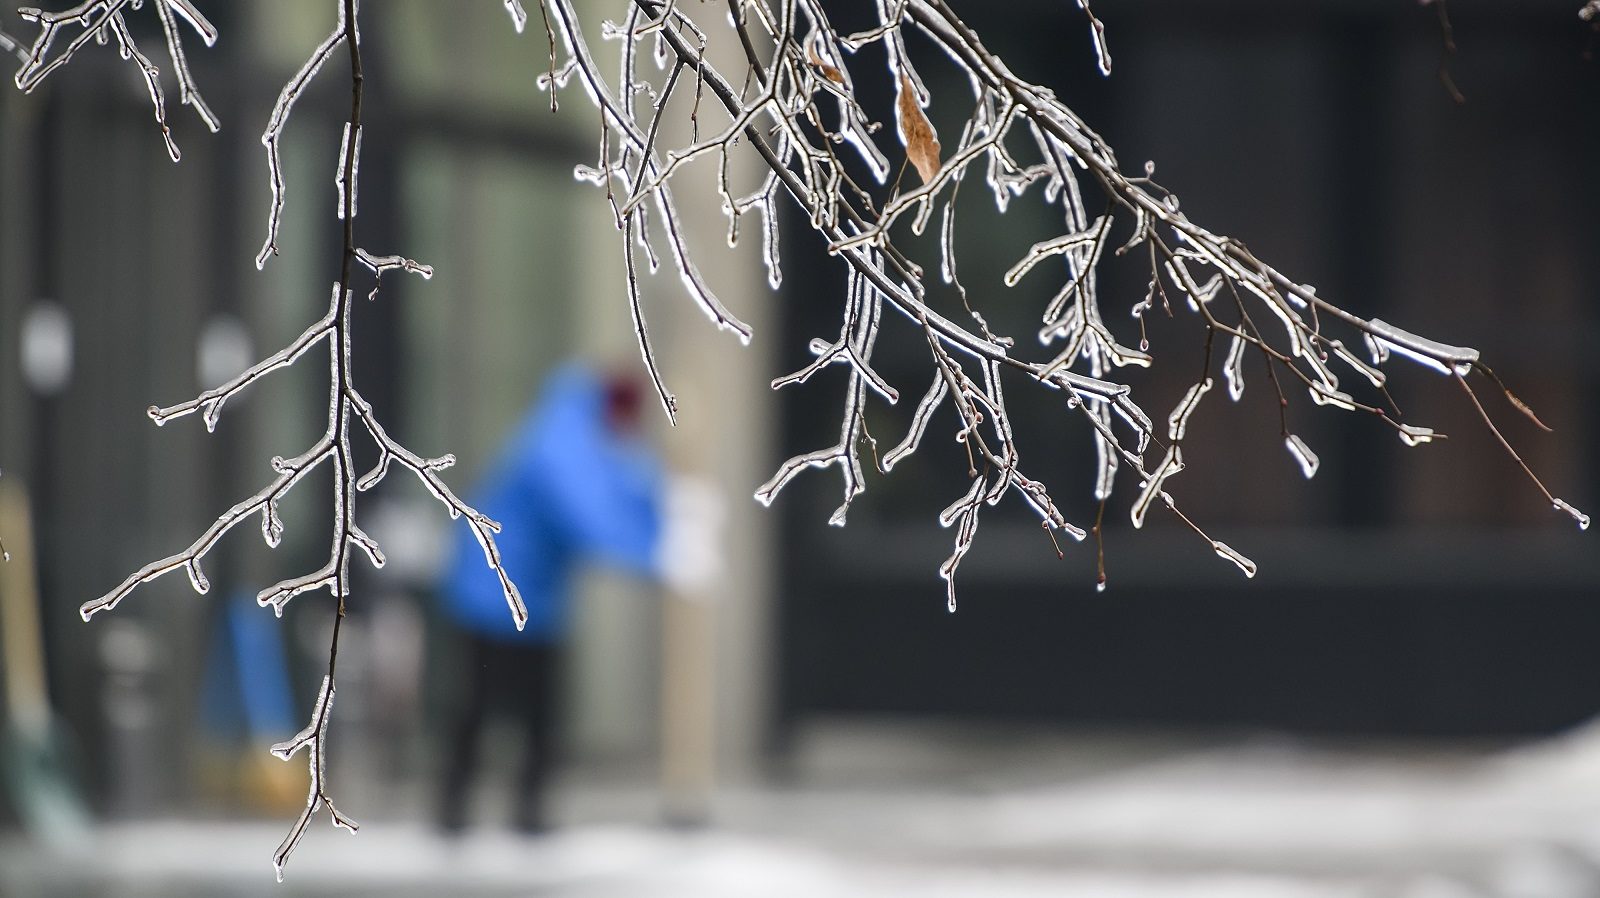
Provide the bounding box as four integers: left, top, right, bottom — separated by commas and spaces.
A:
512, 642, 561, 833
438, 633, 493, 833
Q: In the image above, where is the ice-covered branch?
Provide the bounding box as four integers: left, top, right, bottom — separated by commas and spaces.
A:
532, 0, 1583, 604
77, 0, 522, 877
13, 0, 217, 161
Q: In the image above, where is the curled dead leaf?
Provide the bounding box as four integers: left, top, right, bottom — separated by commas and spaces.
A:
806, 39, 846, 84
896, 74, 940, 185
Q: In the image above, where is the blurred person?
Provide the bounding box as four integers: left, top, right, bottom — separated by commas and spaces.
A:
435, 362, 662, 834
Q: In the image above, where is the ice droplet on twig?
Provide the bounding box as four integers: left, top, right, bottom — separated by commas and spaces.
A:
1284, 434, 1319, 479
184, 558, 209, 594
1553, 499, 1591, 531
1211, 540, 1257, 578
1397, 424, 1435, 447
261, 501, 283, 548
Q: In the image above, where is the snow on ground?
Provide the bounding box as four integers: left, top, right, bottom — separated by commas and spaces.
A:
7, 725, 1600, 897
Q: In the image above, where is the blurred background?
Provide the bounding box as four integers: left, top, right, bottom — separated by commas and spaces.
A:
2, 0, 1599, 895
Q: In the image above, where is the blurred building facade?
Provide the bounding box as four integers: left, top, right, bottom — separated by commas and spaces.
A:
776, 0, 1600, 738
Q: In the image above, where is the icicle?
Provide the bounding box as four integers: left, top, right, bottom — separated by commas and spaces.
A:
184, 558, 209, 594
261, 501, 283, 548
760, 195, 782, 290
1284, 434, 1319, 479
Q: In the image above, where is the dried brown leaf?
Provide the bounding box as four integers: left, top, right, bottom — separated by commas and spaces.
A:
1481, 364, 1555, 432
806, 40, 846, 84
896, 75, 940, 185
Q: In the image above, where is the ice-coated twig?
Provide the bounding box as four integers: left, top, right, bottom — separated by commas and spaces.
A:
1074, 0, 1111, 76
354, 248, 434, 279
150, 298, 338, 433
1454, 370, 1586, 529
256, 0, 349, 268
13, 0, 218, 160
80, 438, 336, 620
504, 0, 528, 33
1284, 434, 1319, 480
269, 675, 357, 883
154, 0, 219, 134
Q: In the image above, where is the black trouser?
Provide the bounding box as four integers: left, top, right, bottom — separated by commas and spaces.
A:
438, 635, 561, 832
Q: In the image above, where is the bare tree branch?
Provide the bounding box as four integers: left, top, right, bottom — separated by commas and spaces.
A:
13, 0, 217, 160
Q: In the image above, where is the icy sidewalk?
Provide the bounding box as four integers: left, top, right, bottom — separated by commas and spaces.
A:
0, 820, 1383, 898
7, 725, 1600, 897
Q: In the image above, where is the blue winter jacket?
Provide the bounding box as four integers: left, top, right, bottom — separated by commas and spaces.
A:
440, 365, 662, 643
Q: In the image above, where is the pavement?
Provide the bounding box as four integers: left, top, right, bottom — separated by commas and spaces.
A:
7, 721, 1600, 897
